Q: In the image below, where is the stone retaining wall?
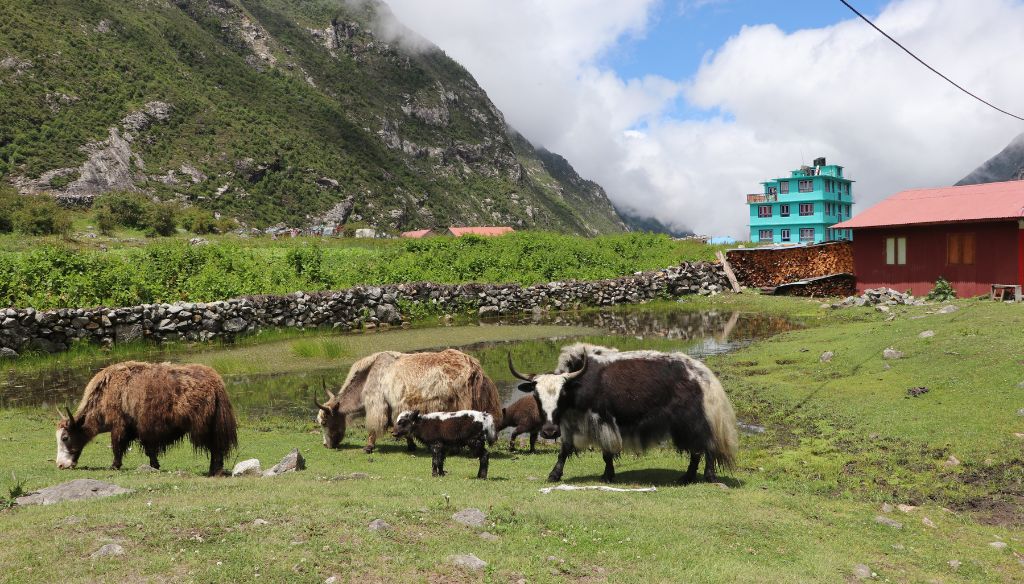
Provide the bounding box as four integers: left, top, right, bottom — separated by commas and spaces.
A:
0, 262, 729, 358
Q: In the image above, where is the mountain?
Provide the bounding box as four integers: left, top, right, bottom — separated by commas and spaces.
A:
0, 0, 625, 234
616, 208, 692, 238
955, 133, 1024, 186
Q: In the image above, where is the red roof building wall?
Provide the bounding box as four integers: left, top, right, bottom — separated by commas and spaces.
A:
851, 221, 1022, 297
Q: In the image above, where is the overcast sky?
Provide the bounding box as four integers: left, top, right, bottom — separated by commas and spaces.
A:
386, 0, 1024, 237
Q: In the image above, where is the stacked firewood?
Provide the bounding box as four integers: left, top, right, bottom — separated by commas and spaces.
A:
725, 243, 854, 288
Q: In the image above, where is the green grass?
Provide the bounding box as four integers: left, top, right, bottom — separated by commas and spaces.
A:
2, 296, 1023, 582
0, 232, 726, 309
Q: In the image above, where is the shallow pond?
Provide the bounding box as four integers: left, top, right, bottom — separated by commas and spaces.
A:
0, 304, 799, 418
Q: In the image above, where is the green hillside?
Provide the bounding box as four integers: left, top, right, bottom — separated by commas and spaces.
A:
0, 0, 625, 234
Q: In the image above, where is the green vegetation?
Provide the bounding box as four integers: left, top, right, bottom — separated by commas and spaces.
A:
0, 232, 724, 309
0, 0, 624, 233
928, 277, 957, 302
0, 297, 1022, 581
0, 186, 72, 236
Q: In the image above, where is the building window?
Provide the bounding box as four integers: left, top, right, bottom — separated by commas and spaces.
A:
780, 181, 790, 194
758, 205, 772, 218
781, 228, 791, 242
780, 204, 790, 217
759, 229, 773, 241
798, 179, 813, 193
767, 186, 778, 196
799, 228, 815, 243
886, 237, 907, 265
947, 233, 975, 265
799, 203, 814, 216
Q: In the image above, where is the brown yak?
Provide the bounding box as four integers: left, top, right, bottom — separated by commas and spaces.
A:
315, 349, 502, 453
56, 361, 238, 476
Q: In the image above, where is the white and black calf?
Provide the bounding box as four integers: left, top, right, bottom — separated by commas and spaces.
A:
508, 344, 738, 484
392, 410, 498, 478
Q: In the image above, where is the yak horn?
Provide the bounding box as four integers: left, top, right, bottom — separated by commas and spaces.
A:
64, 406, 77, 425
564, 353, 588, 380
313, 396, 331, 414
321, 379, 336, 401
56, 407, 67, 420
507, 353, 534, 382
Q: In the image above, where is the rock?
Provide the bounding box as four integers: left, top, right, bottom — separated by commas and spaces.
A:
452, 508, 486, 528
1017, 408, 1024, 417
375, 304, 401, 325
478, 305, 499, 318
943, 455, 961, 467
882, 348, 903, 360
330, 472, 370, 481
737, 422, 765, 434
937, 305, 958, 314
449, 553, 487, 571
906, 387, 929, 398
0, 347, 18, 360
136, 464, 158, 473
922, 517, 937, 529
263, 449, 305, 476
324, 577, 338, 584
16, 479, 132, 506
90, 543, 125, 559
918, 330, 935, 339
852, 563, 872, 579
948, 560, 961, 570
478, 532, 499, 542
368, 519, 391, 531
896, 504, 917, 513
232, 459, 262, 477
189, 237, 209, 246
876, 305, 890, 313
253, 518, 269, 526
989, 541, 1008, 550
222, 318, 248, 333
114, 323, 143, 344
880, 503, 894, 513
874, 515, 903, 529
819, 351, 834, 363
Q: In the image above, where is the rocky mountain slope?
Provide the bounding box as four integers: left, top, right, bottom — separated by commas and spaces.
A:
0, 0, 625, 234
955, 133, 1024, 186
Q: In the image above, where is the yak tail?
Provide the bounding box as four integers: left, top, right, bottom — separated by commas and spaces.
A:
469, 366, 503, 428
701, 371, 738, 470
211, 387, 239, 456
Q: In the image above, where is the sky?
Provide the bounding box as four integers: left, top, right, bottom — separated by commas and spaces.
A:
384, 0, 1024, 237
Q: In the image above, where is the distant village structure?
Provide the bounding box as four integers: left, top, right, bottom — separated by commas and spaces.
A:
445, 226, 514, 237
834, 180, 1024, 299
747, 157, 854, 245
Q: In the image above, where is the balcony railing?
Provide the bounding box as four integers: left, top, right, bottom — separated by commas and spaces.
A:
746, 193, 778, 203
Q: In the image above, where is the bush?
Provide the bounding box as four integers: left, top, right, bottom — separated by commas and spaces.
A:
144, 203, 178, 237
12, 198, 72, 236
95, 207, 117, 236
180, 207, 219, 234
0, 186, 19, 233
94, 192, 151, 230
927, 277, 956, 302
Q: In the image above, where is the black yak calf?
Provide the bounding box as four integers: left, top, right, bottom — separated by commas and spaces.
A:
56, 361, 237, 476
392, 410, 497, 478
498, 395, 543, 452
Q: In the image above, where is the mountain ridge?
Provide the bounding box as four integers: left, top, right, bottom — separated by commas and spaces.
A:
955, 132, 1024, 186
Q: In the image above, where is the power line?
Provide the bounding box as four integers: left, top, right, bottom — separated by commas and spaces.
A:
838, 0, 1024, 122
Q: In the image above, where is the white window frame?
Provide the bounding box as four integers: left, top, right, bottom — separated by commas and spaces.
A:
779, 181, 790, 194
780, 228, 791, 242
758, 229, 773, 241
780, 204, 790, 217
799, 203, 814, 216
798, 179, 813, 193
758, 205, 772, 218
799, 228, 815, 243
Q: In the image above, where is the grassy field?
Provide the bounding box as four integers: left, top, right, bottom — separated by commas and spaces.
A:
1, 295, 1022, 583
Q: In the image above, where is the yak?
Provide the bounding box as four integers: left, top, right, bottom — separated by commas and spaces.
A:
55, 361, 238, 476
498, 395, 543, 453
509, 343, 737, 484
392, 409, 498, 478
315, 349, 502, 453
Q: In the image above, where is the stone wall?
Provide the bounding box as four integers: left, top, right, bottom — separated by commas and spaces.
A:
0, 262, 729, 358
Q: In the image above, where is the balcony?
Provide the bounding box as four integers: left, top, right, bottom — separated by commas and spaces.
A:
747, 193, 778, 203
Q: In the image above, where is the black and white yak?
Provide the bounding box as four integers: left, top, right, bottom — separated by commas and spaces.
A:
392, 410, 498, 478
508, 343, 738, 484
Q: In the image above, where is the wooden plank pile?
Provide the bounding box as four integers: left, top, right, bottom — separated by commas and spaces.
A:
725, 242, 854, 289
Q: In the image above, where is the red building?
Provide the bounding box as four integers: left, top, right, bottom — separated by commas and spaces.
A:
833, 181, 1024, 297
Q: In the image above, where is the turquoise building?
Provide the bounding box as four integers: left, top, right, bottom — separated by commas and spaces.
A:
747, 157, 854, 244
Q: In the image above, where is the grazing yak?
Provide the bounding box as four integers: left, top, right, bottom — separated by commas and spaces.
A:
56, 361, 237, 476
315, 349, 502, 453
498, 395, 543, 452
392, 410, 497, 478
509, 343, 737, 484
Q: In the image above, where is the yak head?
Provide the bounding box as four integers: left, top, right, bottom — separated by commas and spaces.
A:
314, 387, 346, 449
391, 410, 420, 439
508, 353, 587, 440
55, 407, 90, 469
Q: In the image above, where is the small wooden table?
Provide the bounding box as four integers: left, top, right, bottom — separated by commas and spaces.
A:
990, 284, 1023, 302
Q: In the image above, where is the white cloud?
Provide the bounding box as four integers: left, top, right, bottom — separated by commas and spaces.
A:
386, 0, 1024, 237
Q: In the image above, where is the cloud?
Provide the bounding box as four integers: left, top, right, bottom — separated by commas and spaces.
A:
386, 0, 1024, 237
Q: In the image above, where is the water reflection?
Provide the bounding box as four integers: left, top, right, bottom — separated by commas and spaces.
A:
1, 307, 800, 417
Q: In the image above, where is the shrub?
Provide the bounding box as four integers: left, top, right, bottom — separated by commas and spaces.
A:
95, 207, 117, 235
0, 186, 20, 233
12, 198, 72, 236
927, 277, 956, 302
94, 191, 152, 230
180, 208, 218, 234
144, 203, 178, 237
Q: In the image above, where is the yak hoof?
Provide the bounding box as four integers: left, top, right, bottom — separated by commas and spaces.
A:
677, 474, 697, 486
546, 473, 562, 483
363, 445, 375, 454
601, 474, 615, 483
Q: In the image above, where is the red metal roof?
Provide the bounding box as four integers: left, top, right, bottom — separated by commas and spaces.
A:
400, 229, 433, 238
835, 180, 1024, 229
447, 226, 515, 237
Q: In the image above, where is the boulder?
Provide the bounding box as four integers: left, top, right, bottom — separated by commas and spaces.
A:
222, 318, 248, 333
368, 519, 391, 531
882, 348, 903, 360
874, 515, 903, 529
819, 351, 834, 363
17, 479, 132, 506
452, 508, 486, 527
232, 459, 262, 477
90, 543, 125, 559
449, 554, 487, 571
263, 449, 305, 477
0, 347, 18, 360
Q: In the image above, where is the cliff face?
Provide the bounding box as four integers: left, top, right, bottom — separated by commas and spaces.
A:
0, 0, 625, 234
956, 133, 1024, 186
